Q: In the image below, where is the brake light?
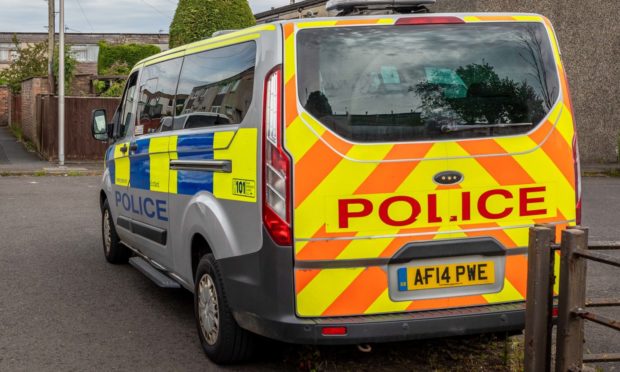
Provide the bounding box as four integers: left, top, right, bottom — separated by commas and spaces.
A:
573, 135, 582, 225
263, 66, 292, 246
396, 16, 465, 25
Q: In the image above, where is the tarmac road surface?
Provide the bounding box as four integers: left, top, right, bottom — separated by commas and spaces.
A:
0, 175, 617, 371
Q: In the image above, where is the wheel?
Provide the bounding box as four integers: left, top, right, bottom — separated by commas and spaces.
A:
102, 199, 130, 264
194, 254, 255, 364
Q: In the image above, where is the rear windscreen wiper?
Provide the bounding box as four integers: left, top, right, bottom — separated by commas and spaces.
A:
440, 122, 533, 133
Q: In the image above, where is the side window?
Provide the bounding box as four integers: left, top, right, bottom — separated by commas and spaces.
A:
117, 72, 139, 139
136, 58, 183, 136
175, 41, 256, 130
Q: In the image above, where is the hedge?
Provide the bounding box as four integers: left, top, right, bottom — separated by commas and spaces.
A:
97, 41, 161, 75
169, 0, 256, 48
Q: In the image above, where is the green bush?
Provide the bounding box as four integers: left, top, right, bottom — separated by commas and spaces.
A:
101, 80, 126, 97
93, 79, 126, 97
0, 35, 76, 94
97, 42, 160, 74
0, 36, 47, 93
169, 0, 256, 48
53, 45, 77, 94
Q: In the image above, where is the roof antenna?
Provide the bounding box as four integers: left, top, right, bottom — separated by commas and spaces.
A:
326, 0, 436, 16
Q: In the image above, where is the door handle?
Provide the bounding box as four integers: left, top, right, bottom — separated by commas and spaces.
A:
170, 160, 232, 173
120, 144, 128, 154
129, 144, 138, 153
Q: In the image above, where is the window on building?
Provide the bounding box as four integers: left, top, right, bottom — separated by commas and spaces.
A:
70, 44, 98, 63
175, 41, 256, 130
0, 44, 18, 62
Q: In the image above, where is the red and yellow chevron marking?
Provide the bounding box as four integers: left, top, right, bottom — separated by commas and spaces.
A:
282, 16, 576, 317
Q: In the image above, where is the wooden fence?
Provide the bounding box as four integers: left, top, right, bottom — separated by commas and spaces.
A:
10, 94, 22, 126
525, 226, 620, 371
38, 95, 120, 161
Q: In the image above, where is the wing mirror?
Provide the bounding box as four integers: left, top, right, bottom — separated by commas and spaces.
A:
91, 109, 109, 141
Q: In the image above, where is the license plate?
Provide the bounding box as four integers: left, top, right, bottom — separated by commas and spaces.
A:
397, 261, 495, 291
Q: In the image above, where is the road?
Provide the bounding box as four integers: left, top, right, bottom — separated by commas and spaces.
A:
0, 176, 618, 371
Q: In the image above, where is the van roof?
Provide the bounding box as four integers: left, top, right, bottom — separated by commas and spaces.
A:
136, 12, 546, 69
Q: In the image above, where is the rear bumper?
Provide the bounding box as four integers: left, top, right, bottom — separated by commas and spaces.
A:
218, 229, 525, 345
234, 303, 524, 345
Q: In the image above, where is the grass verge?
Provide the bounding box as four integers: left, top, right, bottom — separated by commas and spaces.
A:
255, 333, 525, 371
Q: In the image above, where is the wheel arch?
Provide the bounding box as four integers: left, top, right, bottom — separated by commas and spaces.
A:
191, 233, 213, 281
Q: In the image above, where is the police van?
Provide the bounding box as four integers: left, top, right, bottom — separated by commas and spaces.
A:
91, 0, 580, 364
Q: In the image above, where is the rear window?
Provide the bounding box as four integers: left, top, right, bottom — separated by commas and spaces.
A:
297, 23, 560, 142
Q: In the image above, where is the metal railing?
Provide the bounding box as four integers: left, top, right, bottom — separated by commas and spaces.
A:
525, 226, 620, 372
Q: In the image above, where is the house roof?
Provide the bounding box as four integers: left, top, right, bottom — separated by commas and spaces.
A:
0, 32, 169, 45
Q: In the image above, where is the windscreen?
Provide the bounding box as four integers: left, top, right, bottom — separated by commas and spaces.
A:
297, 23, 560, 142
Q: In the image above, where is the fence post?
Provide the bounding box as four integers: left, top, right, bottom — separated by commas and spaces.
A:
556, 228, 588, 372
525, 226, 554, 372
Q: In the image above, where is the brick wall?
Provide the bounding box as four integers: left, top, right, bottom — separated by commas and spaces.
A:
431, 0, 620, 163
0, 86, 8, 126
75, 62, 97, 76
20, 77, 49, 145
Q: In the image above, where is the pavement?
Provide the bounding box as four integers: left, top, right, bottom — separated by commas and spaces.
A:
0, 126, 101, 176
0, 175, 618, 371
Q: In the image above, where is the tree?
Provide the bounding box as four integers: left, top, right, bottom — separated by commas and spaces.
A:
0, 35, 76, 94
0, 35, 47, 93
97, 41, 160, 75
53, 45, 77, 94
169, 0, 256, 48
415, 62, 546, 126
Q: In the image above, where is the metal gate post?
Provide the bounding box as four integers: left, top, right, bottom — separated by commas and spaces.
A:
525, 226, 554, 372
556, 228, 589, 372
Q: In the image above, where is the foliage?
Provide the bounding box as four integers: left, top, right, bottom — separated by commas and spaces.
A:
97, 41, 160, 75
415, 62, 546, 125
0, 35, 76, 94
0, 35, 47, 93
94, 79, 126, 97
169, 0, 256, 48
305, 91, 333, 117
53, 45, 77, 94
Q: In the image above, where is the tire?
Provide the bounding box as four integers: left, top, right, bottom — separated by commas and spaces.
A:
194, 254, 255, 364
101, 199, 130, 264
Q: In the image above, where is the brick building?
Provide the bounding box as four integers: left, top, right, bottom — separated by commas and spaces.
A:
254, 0, 619, 163
0, 33, 170, 127
19, 77, 49, 144
0, 32, 169, 76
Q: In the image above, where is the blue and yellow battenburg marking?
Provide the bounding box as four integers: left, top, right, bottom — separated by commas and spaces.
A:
107, 128, 258, 202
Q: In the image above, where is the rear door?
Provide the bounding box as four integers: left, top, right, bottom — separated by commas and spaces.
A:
285, 16, 576, 317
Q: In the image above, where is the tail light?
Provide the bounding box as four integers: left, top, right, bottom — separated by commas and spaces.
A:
561, 66, 581, 226
573, 135, 582, 225
263, 66, 292, 245
395, 16, 465, 25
